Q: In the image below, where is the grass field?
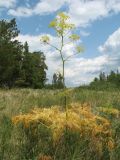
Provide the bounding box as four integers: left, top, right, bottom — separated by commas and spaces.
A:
0, 88, 120, 160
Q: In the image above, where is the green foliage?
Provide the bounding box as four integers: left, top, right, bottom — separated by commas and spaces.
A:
0, 19, 23, 88
69, 34, 80, 41
89, 70, 120, 90
0, 19, 47, 89
76, 45, 84, 53
19, 50, 47, 88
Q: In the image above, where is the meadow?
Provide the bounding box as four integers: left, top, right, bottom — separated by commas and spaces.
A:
0, 88, 120, 160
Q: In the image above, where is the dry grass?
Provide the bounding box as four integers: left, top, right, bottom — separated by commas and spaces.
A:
0, 88, 120, 160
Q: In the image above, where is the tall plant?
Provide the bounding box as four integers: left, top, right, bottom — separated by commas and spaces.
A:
40, 12, 84, 87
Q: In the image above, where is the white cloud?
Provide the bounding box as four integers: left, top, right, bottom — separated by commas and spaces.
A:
68, 0, 108, 27
8, 0, 66, 17
80, 30, 90, 37
0, 0, 16, 8
17, 34, 42, 51
98, 27, 120, 72
8, 0, 120, 27
65, 55, 109, 86
99, 28, 120, 55
9, 7, 33, 17
34, 0, 66, 15
0, 0, 16, 15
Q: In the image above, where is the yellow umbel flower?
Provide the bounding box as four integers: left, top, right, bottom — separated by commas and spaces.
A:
40, 35, 50, 44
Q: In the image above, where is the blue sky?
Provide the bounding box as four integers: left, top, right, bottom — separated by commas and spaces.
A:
0, 0, 120, 86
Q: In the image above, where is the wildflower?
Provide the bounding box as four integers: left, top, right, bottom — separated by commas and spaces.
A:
40, 35, 50, 44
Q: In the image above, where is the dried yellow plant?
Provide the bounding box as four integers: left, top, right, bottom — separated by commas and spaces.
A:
38, 155, 52, 160
12, 103, 116, 151
99, 107, 120, 117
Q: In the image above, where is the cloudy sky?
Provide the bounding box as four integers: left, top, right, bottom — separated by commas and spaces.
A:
0, 0, 120, 86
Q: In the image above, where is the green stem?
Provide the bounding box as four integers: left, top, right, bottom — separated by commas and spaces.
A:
63, 60, 65, 87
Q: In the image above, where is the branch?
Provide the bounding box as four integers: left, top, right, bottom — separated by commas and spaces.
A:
64, 29, 72, 38
46, 42, 61, 52
63, 41, 73, 47
64, 53, 78, 62
47, 41, 64, 62
59, 35, 64, 62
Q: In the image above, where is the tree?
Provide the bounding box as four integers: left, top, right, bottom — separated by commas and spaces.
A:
93, 77, 99, 82
19, 41, 29, 81
90, 70, 120, 90
24, 41, 29, 54
20, 51, 48, 88
52, 73, 57, 86
99, 72, 106, 81
107, 71, 116, 83
0, 19, 23, 88
52, 72, 64, 89
40, 12, 84, 87
57, 72, 64, 88
0, 19, 48, 89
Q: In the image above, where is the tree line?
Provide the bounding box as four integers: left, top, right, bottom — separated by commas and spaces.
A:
89, 70, 120, 90
0, 18, 48, 89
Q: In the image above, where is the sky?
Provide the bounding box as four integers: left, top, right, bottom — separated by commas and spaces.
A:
0, 0, 120, 86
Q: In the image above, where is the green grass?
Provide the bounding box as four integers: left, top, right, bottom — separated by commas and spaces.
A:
0, 88, 120, 116
0, 88, 120, 160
